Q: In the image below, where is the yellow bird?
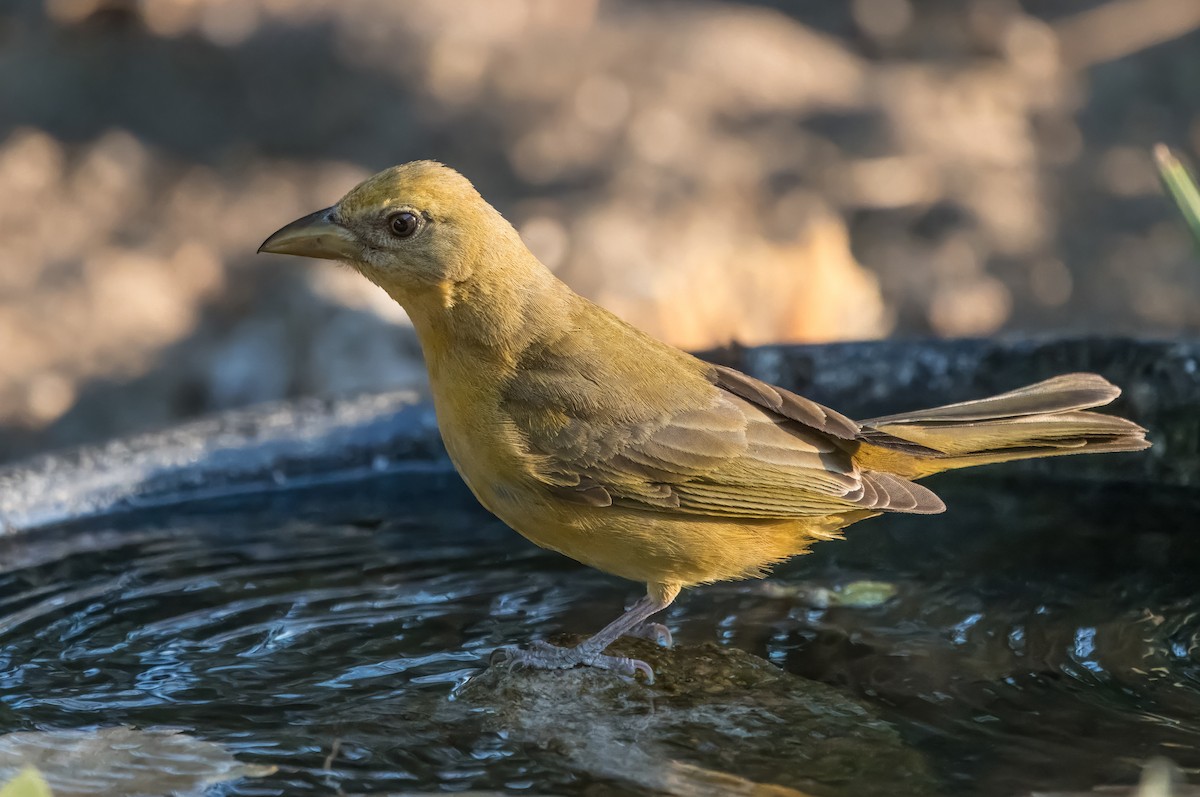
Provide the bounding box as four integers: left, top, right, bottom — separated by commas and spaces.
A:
260, 161, 1149, 681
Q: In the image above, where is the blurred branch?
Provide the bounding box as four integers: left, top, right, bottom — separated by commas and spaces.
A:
1055, 0, 1200, 67
1154, 144, 1200, 250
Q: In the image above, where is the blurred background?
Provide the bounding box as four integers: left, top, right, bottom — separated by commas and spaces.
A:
0, 0, 1198, 464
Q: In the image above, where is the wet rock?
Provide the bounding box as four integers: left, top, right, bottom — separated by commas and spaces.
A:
455, 637, 935, 797
0, 390, 445, 534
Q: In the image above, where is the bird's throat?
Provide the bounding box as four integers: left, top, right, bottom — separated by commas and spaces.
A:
393, 260, 578, 378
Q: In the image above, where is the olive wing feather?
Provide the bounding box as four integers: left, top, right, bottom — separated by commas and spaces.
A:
510, 361, 944, 518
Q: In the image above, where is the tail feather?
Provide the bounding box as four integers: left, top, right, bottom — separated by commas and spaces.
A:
865, 373, 1121, 424
854, 374, 1149, 479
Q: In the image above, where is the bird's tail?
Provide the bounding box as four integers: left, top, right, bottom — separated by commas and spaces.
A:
852, 373, 1150, 480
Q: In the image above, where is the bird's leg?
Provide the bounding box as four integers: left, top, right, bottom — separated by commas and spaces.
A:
494, 583, 679, 682
504, 595, 668, 681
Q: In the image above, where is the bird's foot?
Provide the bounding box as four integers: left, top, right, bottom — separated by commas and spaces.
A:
624, 621, 672, 648
490, 640, 655, 683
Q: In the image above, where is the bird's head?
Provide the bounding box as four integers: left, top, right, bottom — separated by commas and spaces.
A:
259, 161, 514, 298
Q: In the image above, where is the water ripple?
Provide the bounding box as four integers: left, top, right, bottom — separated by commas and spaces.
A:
0, 480, 1198, 795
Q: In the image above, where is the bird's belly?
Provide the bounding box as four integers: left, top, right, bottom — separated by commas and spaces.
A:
431, 396, 838, 588
481, 486, 822, 588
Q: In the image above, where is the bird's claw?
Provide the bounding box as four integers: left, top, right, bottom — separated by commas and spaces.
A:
488, 647, 516, 670
628, 658, 655, 683
625, 621, 673, 648
490, 640, 655, 684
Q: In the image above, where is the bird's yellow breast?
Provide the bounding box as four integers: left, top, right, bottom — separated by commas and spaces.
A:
421, 346, 826, 588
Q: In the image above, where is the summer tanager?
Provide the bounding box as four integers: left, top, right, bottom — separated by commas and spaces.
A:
260, 161, 1149, 681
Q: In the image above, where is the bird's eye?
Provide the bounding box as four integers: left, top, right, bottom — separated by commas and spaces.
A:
388, 211, 421, 239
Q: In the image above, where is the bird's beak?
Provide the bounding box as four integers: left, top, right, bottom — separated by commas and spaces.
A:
258, 207, 361, 261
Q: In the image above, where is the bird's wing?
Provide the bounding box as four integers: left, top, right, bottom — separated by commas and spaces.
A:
513, 361, 944, 518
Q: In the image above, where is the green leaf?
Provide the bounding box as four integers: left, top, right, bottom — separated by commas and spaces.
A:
1154, 144, 1200, 250
0, 768, 53, 797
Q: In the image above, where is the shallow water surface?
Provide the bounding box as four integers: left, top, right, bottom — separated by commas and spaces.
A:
1, 472, 1198, 795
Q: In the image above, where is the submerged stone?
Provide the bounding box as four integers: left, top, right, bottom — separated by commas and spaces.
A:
456, 637, 935, 797
0, 727, 275, 797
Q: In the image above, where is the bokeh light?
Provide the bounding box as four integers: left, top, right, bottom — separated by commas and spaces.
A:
0, 0, 1197, 461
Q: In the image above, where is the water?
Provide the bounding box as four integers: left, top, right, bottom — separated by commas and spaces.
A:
1, 471, 1198, 795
